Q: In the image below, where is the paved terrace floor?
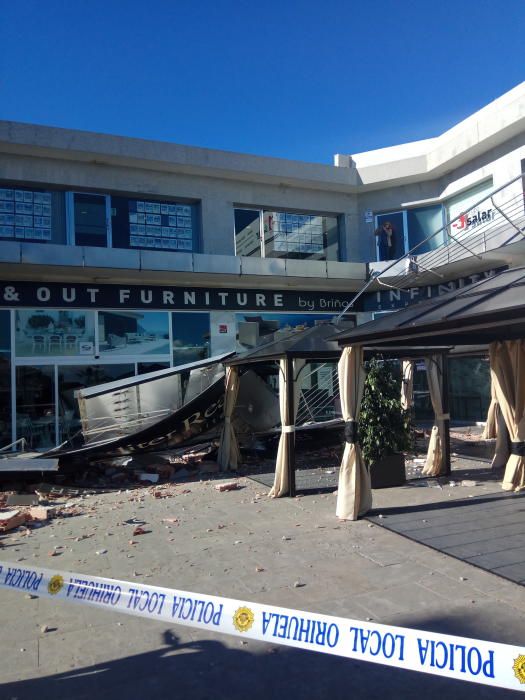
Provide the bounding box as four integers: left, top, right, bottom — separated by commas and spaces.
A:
0, 435, 523, 699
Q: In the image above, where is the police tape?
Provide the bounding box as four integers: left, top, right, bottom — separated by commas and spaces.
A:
0, 561, 524, 692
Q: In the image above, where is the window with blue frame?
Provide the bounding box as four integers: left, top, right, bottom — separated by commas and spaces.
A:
406, 205, 445, 254
375, 205, 445, 261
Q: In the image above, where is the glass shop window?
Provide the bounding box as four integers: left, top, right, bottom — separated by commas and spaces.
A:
16, 366, 56, 450
0, 184, 66, 244
234, 208, 340, 261
406, 205, 445, 254
0, 311, 11, 448
70, 192, 110, 247
172, 313, 210, 366
234, 209, 262, 257
15, 309, 96, 359
111, 196, 198, 252
98, 311, 170, 357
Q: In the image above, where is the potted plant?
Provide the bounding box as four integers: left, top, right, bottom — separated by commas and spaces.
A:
359, 357, 411, 488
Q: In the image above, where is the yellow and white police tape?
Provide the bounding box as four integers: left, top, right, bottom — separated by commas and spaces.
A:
0, 561, 524, 691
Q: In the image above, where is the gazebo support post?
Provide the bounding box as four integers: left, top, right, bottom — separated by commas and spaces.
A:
285, 356, 296, 497
441, 351, 451, 476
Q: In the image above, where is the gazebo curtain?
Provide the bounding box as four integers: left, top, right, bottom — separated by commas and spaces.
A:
492, 407, 510, 470
489, 341, 525, 491
481, 381, 498, 440
217, 366, 241, 471
423, 355, 447, 477
484, 376, 510, 469
269, 358, 306, 498
400, 360, 414, 411
336, 346, 372, 520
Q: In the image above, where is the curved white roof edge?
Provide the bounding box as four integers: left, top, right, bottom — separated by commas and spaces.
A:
349, 82, 525, 186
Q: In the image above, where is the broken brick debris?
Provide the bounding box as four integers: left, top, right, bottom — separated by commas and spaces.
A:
0, 510, 27, 532
28, 506, 53, 521
215, 482, 241, 492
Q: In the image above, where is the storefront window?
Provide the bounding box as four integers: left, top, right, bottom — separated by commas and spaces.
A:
15, 309, 95, 358
235, 313, 333, 351
234, 209, 261, 257
98, 311, 170, 357
446, 180, 494, 236
0, 184, 66, 244
57, 364, 135, 444
70, 193, 110, 247
111, 196, 198, 252
234, 208, 339, 261
172, 313, 210, 366
0, 311, 11, 448
16, 366, 55, 450
406, 205, 445, 254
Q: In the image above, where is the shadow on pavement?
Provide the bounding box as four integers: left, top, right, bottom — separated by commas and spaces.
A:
1, 627, 517, 700
368, 489, 524, 517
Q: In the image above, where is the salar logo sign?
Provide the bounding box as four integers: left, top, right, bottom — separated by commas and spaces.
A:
451, 207, 495, 232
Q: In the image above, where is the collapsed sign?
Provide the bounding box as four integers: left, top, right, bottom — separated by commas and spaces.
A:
0, 562, 523, 692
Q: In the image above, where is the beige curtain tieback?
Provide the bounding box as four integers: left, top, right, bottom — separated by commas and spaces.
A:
282, 425, 295, 433
224, 417, 231, 424
436, 413, 450, 420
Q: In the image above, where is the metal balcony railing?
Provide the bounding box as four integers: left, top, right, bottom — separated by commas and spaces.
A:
338, 172, 525, 314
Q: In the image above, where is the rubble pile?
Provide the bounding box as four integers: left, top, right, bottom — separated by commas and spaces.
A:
0, 442, 225, 540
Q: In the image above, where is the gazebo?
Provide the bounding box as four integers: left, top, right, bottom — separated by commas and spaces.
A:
217, 323, 344, 497
216, 320, 451, 519
332, 265, 525, 519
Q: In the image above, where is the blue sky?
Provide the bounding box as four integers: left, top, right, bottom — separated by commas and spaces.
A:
1, 0, 524, 163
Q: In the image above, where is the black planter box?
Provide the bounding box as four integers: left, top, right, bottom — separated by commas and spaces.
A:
370, 453, 406, 489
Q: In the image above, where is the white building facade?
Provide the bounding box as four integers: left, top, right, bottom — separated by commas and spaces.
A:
1, 83, 524, 449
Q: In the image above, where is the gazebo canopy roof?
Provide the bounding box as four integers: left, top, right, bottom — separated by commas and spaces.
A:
333, 266, 525, 347
226, 323, 342, 366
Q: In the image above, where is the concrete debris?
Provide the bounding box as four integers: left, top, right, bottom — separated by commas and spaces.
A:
0, 510, 27, 532
215, 482, 241, 492
6, 494, 39, 507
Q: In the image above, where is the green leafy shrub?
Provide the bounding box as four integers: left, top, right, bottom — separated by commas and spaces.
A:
359, 357, 411, 466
